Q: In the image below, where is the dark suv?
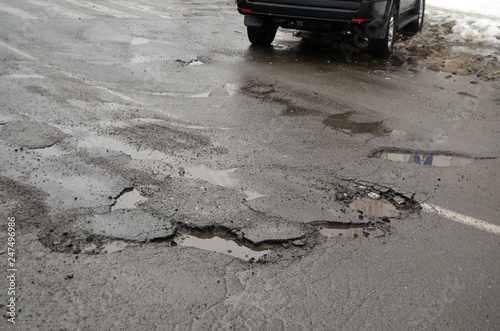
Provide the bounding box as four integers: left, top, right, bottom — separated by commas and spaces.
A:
237, 0, 425, 58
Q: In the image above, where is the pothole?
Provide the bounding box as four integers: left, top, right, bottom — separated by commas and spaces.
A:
111, 188, 148, 211
334, 182, 420, 219
349, 198, 399, 218
374, 151, 475, 167
174, 232, 270, 262
240, 80, 321, 116
323, 113, 390, 136
320, 224, 386, 238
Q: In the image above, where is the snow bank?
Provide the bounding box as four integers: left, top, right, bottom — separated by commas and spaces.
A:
427, 0, 500, 19
427, 0, 500, 47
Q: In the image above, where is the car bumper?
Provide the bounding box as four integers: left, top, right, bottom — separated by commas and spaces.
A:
237, 0, 389, 24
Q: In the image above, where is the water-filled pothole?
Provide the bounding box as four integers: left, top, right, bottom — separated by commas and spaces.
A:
349, 198, 399, 218
320, 225, 385, 238
375, 152, 474, 167
176, 232, 270, 262
112, 188, 148, 211
324, 113, 390, 136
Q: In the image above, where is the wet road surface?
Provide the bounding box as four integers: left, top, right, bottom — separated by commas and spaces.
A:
0, 0, 499, 330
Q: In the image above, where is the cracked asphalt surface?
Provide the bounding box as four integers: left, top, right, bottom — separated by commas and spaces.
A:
0, 0, 499, 330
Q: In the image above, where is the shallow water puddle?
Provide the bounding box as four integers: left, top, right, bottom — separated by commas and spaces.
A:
187, 60, 204, 66
244, 190, 266, 201
130, 37, 150, 46
375, 152, 474, 167
182, 165, 237, 188
78, 132, 236, 187
101, 241, 129, 253
112, 188, 147, 211
320, 225, 385, 238
324, 113, 390, 136
349, 198, 399, 217
190, 84, 237, 98
177, 233, 269, 261
34, 145, 65, 157
78, 132, 176, 163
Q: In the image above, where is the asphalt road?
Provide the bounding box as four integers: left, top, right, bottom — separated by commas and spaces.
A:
0, 0, 499, 330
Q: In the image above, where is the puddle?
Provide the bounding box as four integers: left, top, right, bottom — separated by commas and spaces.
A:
34, 145, 65, 157
244, 190, 266, 201
100, 241, 129, 253
5, 73, 46, 79
320, 225, 385, 238
177, 232, 269, 261
273, 30, 302, 50
188, 60, 204, 66
78, 132, 176, 163
182, 165, 237, 188
375, 152, 474, 167
130, 56, 154, 64
190, 84, 237, 98
323, 113, 390, 136
350, 198, 399, 217
78, 132, 236, 187
112, 188, 148, 211
83, 243, 97, 253
130, 37, 150, 46
98, 118, 166, 128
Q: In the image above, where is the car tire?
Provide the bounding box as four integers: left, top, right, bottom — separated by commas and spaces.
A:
368, 4, 397, 58
406, 0, 425, 32
247, 20, 278, 46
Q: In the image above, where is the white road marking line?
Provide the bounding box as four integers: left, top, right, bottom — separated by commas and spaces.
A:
0, 41, 140, 105
422, 203, 500, 235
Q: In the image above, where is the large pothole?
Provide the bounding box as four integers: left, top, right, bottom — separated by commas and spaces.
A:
334, 182, 419, 219
323, 112, 391, 136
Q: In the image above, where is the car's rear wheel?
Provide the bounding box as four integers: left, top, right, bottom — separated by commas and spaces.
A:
368, 4, 396, 58
406, 0, 425, 32
247, 19, 278, 46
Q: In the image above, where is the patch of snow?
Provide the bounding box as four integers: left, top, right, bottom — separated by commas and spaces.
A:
426, 2, 500, 47
452, 18, 500, 47
427, 0, 500, 19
